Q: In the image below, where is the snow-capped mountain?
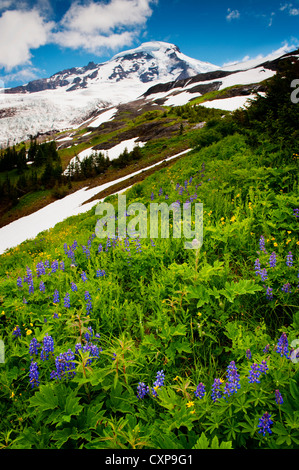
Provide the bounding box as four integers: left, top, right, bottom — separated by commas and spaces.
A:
0, 41, 218, 146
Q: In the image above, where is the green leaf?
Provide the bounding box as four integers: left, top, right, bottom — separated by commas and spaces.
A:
29, 384, 59, 413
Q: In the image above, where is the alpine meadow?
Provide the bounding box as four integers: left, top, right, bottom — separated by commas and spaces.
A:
0, 37, 299, 451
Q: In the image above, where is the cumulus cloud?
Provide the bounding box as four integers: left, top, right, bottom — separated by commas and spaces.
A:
226, 8, 240, 21
279, 3, 299, 15
51, 0, 158, 54
0, 8, 54, 70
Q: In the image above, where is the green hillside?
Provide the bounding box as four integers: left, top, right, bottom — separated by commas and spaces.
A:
0, 64, 298, 450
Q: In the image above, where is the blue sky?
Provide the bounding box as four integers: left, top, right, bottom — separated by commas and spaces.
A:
0, 0, 299, 87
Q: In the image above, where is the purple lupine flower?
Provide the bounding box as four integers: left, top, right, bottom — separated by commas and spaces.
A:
12, 326, 21, 338
293, 208, 299, 218
152, 370, 165, 397
29, 361, 40, 388
39, 281, 45, 293
96, 269, 106, 278
60, 261, 65, 271
259, 235, 266, 253
275, 389, 283, 405
53, 313, 59, 319
258, 412, 273, 436
281, 283, 291, 293
259, 360, 268, 374
71, 282, 77, 292
29, 338, 40, 356
53, 289, 59, 303
51, 260, 59, 273
158, 188, 163, 196
254, 259, 262, 276
36, 261, 45, 277
137, 382, 150, 400
81, 271, 88, 282
150, 192, 154, 201
248, 363, 261, 383
51, 349, 76, 381
40, 333, 54, 361
266, 287, 273, 300
194, 382, 206, 399
276, 333, 289, 358
260, 268, 268, 281
64, 292, 70, 308
269, 252, 277, 268
286, 252, 293, 267
263, 344, 270, 354
211, 378, 222, 402
17, 277, 23, 288
246, 349, 252, 360
225, 361, 241, 394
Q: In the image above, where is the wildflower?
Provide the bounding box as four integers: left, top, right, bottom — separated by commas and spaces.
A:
158, 188, 163, 196
269, 252, 276, 268
259, 235, 266, 253
28, 281, 34, 294
53, 289, 59, 303
266, 287, 273, 301
64, 292, 71, 308
254, 259, 262, 276
263, 344, 270, 354
51, 260, 59, 273
293, 208, 299, 218
226, 361, 241, 394
246, 349, 252, 360
194, 382, 206, 399
186, 401, 194, 408
150, 192, 154, 201
260, 268, 268, 282
211, 378, 222, 402
248, 363, 261, 383
71, 282, 77, 292
276, 332, 289, 358
26, 329, 32, 336
112, 353, 117, 361
29, 338, 40, 356
40, 333, 54, 361
12, 326, 21, 338
275, 389, 283, 405
17, 277, 23, 288
51, 349, 76, 381
36, 261, 46, 277
257, 412, 273, 436
137, 382, 149, 400
39, 281, 45, 293
96, 269, 106, 277
152, 370, 165, 397
60, 261, 65, 271
286, 252, 293, 267
281, 283, 291, 294
53, 313, 59, 319
81, 271, 88, 282
259, 360, 268, 374
29, 361, 40, 388
98, 243, 103, 253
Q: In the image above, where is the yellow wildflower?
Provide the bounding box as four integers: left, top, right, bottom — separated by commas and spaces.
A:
186, 401, 195, 408
26, 329, 32, 336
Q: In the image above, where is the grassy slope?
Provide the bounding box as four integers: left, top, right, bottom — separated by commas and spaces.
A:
0, 125, 298, 449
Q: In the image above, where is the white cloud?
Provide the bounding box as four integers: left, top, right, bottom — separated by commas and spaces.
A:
51, 0, 157, 54
226, 8, 240, 21
0, 9, 54, 70
279, 3, 299, 15
0, 66, 41, 85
